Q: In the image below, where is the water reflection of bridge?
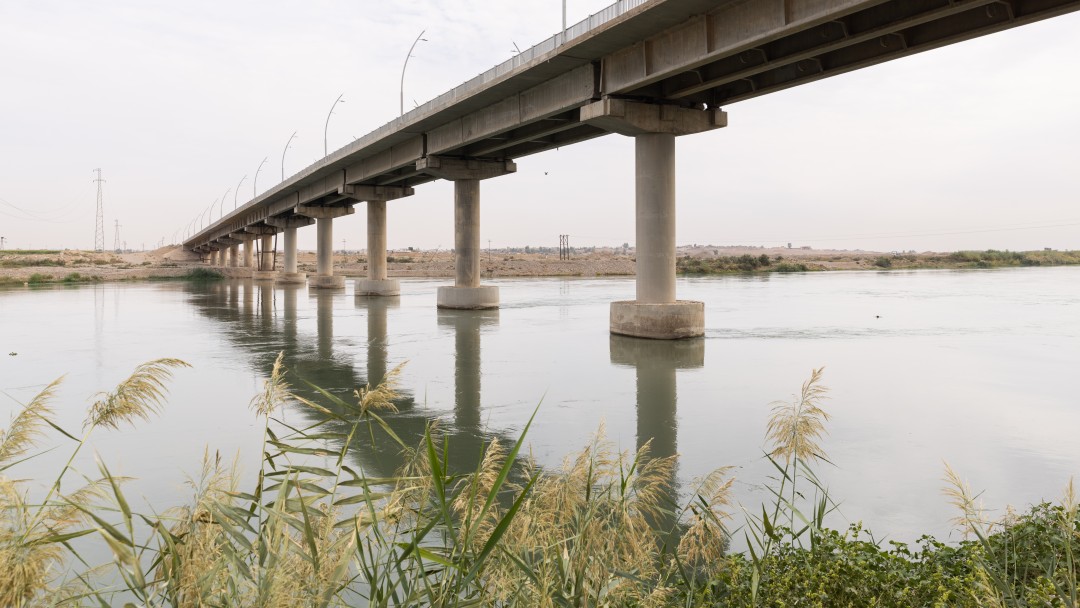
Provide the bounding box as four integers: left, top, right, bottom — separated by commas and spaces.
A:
187, 280, 700, 517
187, 280, 511, 479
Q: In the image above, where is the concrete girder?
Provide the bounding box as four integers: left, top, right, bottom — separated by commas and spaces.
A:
230, 232, 252, 242
244, 225, 279, 235
294, 204, 355, 220
337, 184, 414, 202
580, 99, 726, 136
265, 216, 316, 229
215, 237, 243, 246
416, 156, 517, 181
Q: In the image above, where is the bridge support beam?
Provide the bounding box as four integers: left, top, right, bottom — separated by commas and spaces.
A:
582, 99, 727, 339
417, 157, 516, 309
295, 204, 353, 290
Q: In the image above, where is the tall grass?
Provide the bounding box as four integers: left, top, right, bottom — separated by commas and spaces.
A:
1, 360, 1077, 606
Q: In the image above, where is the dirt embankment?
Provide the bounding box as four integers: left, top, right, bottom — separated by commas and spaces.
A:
4, 245, 1074, 286
0, 247, 636, 284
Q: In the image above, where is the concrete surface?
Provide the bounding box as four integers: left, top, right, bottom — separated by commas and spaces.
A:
610, 300, 704, 339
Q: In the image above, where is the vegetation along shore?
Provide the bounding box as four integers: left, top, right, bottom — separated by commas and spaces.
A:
1, 359, 1077, 605
1, 246, 1078, 286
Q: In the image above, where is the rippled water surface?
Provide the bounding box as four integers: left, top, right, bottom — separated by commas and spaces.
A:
2, 267, 1078, 544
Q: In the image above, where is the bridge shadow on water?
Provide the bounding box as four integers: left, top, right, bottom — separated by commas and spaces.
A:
184, 279, 698, 538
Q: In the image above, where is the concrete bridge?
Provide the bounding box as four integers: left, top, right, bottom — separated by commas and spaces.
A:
183, 0, 1078, 339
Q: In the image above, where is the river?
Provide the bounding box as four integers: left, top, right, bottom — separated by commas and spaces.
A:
2, 266, 1078, 545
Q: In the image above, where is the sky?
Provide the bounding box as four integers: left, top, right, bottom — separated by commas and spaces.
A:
1, 1, 1078, 253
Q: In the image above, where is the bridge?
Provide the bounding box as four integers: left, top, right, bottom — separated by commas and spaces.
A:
183, 0, 1079, 339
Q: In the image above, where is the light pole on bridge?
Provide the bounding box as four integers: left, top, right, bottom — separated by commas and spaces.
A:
219, 189, 231, 220
254, 157, 268, 198
234, 176, 247, 210
200, 199, 217, 230
281, 131, 298, 181
400, 30, 427, 116
324, 93, 345, 157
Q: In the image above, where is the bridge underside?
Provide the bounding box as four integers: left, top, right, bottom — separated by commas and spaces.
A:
186, 0, 1078, 254
607, 0, 1080, 107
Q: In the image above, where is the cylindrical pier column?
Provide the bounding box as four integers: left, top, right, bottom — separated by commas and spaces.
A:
310, 216, 344, 289
368, 201, 387, 281
610, 132, 702, 338
436, 179, 496, 309
635, 133, 676, 304
317, 217, 333, 277
455, 179, 480, 288
243, 239, 254, 268
229, 244, 240, 267
284, 227, 298, 274
259, 235, 274, 271
355, 200, 399, 296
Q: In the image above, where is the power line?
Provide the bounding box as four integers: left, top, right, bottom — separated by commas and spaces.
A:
94, 169, 106, 252
113, 219, 121, 253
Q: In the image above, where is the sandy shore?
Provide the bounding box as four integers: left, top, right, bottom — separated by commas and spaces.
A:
2, 245, 1072, 285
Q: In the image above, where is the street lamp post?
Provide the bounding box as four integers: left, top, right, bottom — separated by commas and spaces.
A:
281, 131, 298, 181
234, 176, 247, 210
201, 200, 217, 230
254, 157, 268, 197
324, 93, 345, 157
220, 189, 231, 220
563, 0, 567, 32
400, 30, 427, 116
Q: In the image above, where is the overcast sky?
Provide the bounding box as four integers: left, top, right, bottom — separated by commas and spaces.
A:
1, 1, 1078, 253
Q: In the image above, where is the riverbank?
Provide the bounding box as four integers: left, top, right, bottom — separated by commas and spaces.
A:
2, 246, 1077, 285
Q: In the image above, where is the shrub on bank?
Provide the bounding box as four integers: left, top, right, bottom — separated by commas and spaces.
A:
1, 361, 1076, 606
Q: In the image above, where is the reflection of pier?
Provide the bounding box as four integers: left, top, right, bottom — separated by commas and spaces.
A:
611, 335, 704, 538
185, 280, 509, 479
438, 309, 499, 464
357, 296, 399, 388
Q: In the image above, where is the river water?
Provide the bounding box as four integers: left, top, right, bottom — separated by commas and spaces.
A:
2, 267, 1078, 545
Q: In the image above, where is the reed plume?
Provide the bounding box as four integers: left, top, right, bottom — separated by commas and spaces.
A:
765, 366, 830, 464
250, 351, 290, 417
355, 362, 404, 416
677, 466, 735, 574
86, 358, 190, 429
942, 461, 987, 536
0, 377, 61, 468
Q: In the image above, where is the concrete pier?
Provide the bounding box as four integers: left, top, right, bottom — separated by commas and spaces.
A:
581, 99, 725, 339
253, 234, 276, 281
243, 239, 254, 268
229, 243, 240, 268
294, 204, 352, 290
277, 226, 306, 285
610, 133, 703, 339
355, 200, 400, 296
310, 217, 344, 289
416, 156, 515, 310
266, 216, 314, 284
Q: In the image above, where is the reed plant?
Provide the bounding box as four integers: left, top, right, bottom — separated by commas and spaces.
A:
2, 358, 1078, 606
